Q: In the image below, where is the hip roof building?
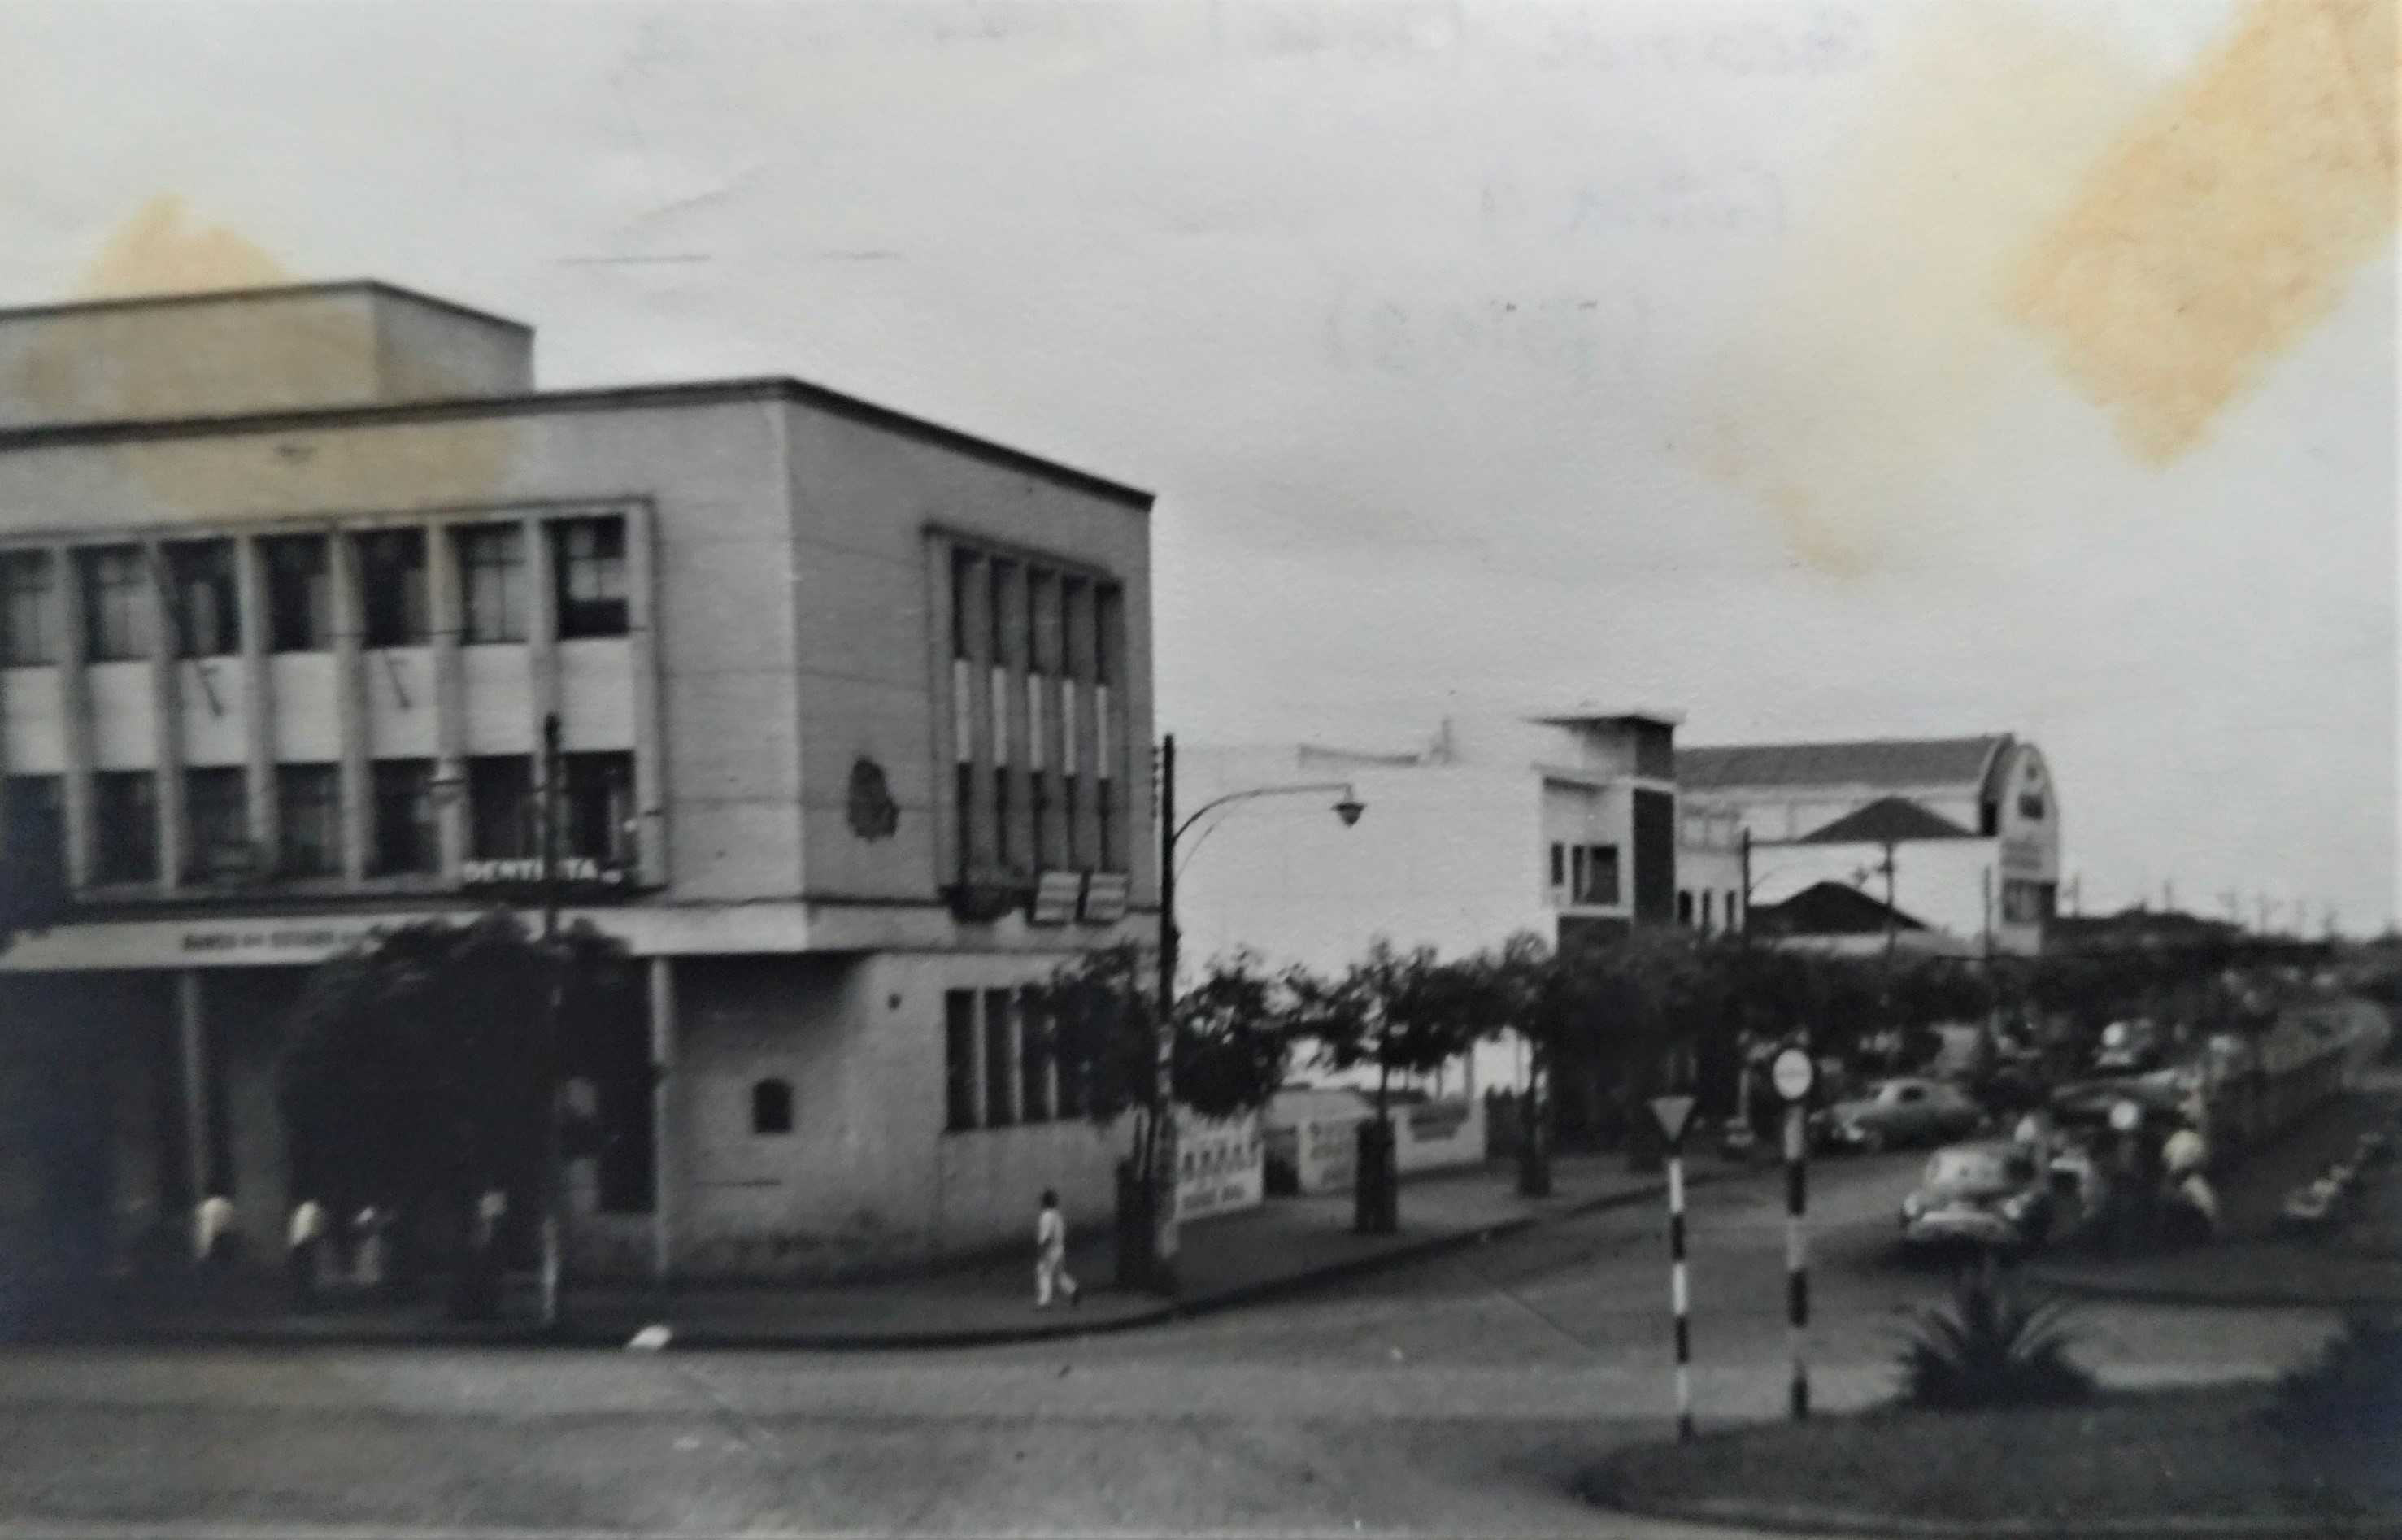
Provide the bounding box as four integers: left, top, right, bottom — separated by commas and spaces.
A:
0, 280, 1155, 1283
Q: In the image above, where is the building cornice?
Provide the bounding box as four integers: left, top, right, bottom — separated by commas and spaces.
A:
0, 376, 1156, 511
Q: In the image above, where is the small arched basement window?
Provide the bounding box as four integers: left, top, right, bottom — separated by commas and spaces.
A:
751, 1077, 794, 1135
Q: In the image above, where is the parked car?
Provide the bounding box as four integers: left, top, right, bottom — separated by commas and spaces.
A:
1812, 1077, 1984, 1153
1900, 1141, 2056, 1252
2092, 1019, 2165, 1076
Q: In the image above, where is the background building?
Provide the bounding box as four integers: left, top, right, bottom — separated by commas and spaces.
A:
0, 281, 1155, 1285
1676, 734, 2061, 956
1175, 709, 1692, 1098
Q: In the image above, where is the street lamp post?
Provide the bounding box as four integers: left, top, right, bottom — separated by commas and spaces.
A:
1143, 733, 1363, 1293
536, 711, 568, 1332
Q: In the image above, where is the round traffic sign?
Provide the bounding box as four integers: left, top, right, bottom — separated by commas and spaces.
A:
1771, 1047, 1816, 1103
2108, 1098, 2143, 1133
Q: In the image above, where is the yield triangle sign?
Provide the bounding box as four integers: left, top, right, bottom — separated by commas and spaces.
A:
1649, 1094, 1697, 1147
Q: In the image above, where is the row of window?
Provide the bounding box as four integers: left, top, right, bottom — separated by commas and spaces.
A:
0, 516, 629, 667
946, 546, 1129, 882
1548, 842, 1622, 906
0, 750, 633, 888
942, 987, 1089, 1133
1675, 888, 1743, 934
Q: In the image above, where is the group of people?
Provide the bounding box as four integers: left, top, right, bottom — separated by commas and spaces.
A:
186, 1195, 398, 1312
2008, 1107, 2221, 1248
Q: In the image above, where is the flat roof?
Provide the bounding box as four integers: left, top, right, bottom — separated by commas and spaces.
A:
1531, 707, 1686, 729
0, 374, 1154, 508
0, 279, 534, 334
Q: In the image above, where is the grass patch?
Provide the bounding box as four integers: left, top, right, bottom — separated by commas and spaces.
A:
1582, 1384, 2400, 1529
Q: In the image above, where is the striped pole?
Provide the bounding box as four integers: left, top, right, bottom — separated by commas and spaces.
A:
1667, 1151, 1693, 1442
1784, 1102, 1810, 1420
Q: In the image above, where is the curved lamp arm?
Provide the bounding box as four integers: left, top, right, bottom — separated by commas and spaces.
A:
1172, 781, 1363, 846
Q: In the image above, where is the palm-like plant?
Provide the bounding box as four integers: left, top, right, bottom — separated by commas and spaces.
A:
1898, 1260, 2095, 1408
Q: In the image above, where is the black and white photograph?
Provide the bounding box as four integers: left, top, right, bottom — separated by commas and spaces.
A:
0, 1, 2393, 1534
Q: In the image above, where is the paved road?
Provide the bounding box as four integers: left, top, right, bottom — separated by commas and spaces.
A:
0, 1151, 2341, 1538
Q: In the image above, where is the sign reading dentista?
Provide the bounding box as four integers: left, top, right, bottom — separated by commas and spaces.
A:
460, 857, 630, 888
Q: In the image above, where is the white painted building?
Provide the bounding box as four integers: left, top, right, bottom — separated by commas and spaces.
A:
1174, 710, 1691, 1094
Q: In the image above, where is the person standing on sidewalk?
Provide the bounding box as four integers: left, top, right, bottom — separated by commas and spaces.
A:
286, 1200, 328, 1312
1035, 1190, 1080, 1309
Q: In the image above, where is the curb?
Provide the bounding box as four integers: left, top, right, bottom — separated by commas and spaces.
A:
1577, 1485, 2402, 1540
20, 1165, 1726, 1354
2021, 1264, 2402, 1312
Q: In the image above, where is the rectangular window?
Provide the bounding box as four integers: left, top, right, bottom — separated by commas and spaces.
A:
92, 771, 157, 883
276, 764, 342, 877
79, 546, 149, 662
456, 525, 526, 645
185, 767, 250, 878
944, 990, 978, 1133
357, 529, 429, 648
1096, 778, 1115, 872
1570, 846, 1587, 901
1550, 842, 1566, 888
371, 759, 438, 876
468, 755, 536, 859
1020, 991, 1051, 1124
564, 750, 636, 866
1055, 1005, 1086, 1120
994, 767, 1012, 870
166, 542, 239, 658
955, 763, 975, 882
1677, 890, 1695, 926
1581, 844, 1621, 906
0, 551, 54, 666
982, 989, 1016, 1127
988, 560, 1012, 666
1062, 777, 1081, 869
1701, 890, 1714, 931
551, 516, 629, 639
260, 536, 331, 653
1632, 790, 1675, 923
2, 775, 66, 903
1030, 769, 1052, 868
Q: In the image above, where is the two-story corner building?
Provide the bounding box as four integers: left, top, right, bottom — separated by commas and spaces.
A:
1675, 734, 2062, 956
0, 281, 1156, 1286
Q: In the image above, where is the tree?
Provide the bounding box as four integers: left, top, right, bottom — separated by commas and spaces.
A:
274, 911, 638, 1316
1287, 942, 1499, 1232
1028, 946, 1295, 1281
1473, 933, 1604, 1196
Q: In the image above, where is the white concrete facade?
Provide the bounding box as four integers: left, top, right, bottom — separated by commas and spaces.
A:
1173, 711, 1686, 1095
0, 281, 1156, 1282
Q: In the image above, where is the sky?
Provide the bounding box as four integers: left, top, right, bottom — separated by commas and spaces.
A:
0, 0, 2392, 930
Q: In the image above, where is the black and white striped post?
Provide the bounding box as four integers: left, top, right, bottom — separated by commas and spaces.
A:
1771, 1046, 1817, 1420
1649, 1093, 1699, 1442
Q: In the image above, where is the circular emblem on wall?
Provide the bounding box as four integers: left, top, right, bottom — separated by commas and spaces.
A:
846, 757, 900, 841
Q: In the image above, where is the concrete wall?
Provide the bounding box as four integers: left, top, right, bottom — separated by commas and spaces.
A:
1174, 750, 1548, 976
0, 394, 805, 905
779, 399, 1154, 912
667, 948, 1118, 1281
0, 287, 529, 430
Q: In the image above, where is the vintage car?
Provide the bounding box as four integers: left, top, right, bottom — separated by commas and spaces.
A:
1900, 1141, 2057, 1251
1811, 1077, 1984, 1153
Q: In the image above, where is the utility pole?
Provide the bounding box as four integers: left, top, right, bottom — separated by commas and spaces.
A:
2163, 880, 2174, 915
537, 711, 568, 1331
1151, 733, 1180, 1295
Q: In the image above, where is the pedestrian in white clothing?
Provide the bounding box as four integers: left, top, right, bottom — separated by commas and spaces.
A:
1034, 1189, 1079, 1309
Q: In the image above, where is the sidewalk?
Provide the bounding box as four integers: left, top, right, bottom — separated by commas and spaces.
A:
69, 1151, 1736, 1351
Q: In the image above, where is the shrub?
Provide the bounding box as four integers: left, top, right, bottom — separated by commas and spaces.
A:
1898, 1259, 2095, 1409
